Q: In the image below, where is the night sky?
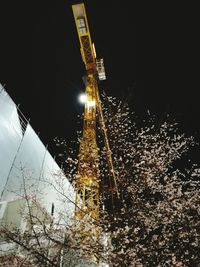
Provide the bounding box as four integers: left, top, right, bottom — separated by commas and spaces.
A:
0, 1, 199, 162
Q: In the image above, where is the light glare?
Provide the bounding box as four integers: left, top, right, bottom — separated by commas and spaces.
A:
87, 101, 96, 107
79, 93, 87, 104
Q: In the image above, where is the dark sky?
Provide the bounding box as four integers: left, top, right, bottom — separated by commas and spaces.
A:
0, 1, 199, 161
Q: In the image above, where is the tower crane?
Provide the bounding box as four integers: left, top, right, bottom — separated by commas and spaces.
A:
72, 3, 119, 223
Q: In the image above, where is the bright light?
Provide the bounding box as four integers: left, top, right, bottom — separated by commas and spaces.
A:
79, 93, 87, 104
87, 101, 96, 107
78, 93, 96, 107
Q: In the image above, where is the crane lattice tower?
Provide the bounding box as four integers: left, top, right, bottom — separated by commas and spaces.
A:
72, 3, 119, 223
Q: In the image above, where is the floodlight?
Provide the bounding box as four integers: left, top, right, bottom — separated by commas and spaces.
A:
79, 93, 87, 104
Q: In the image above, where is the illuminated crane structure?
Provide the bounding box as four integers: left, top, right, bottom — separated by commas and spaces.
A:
72, 3, 119, 222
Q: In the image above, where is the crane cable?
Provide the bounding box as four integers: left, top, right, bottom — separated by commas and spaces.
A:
95, 85, 120, 199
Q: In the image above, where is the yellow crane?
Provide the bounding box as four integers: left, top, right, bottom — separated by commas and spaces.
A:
72, 3, 119, 223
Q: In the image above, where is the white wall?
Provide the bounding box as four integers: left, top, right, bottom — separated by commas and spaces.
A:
0, 84, 75, 220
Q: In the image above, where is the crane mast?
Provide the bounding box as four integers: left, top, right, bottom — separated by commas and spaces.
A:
72, 3, 100, 221
72, 3, 118, 223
